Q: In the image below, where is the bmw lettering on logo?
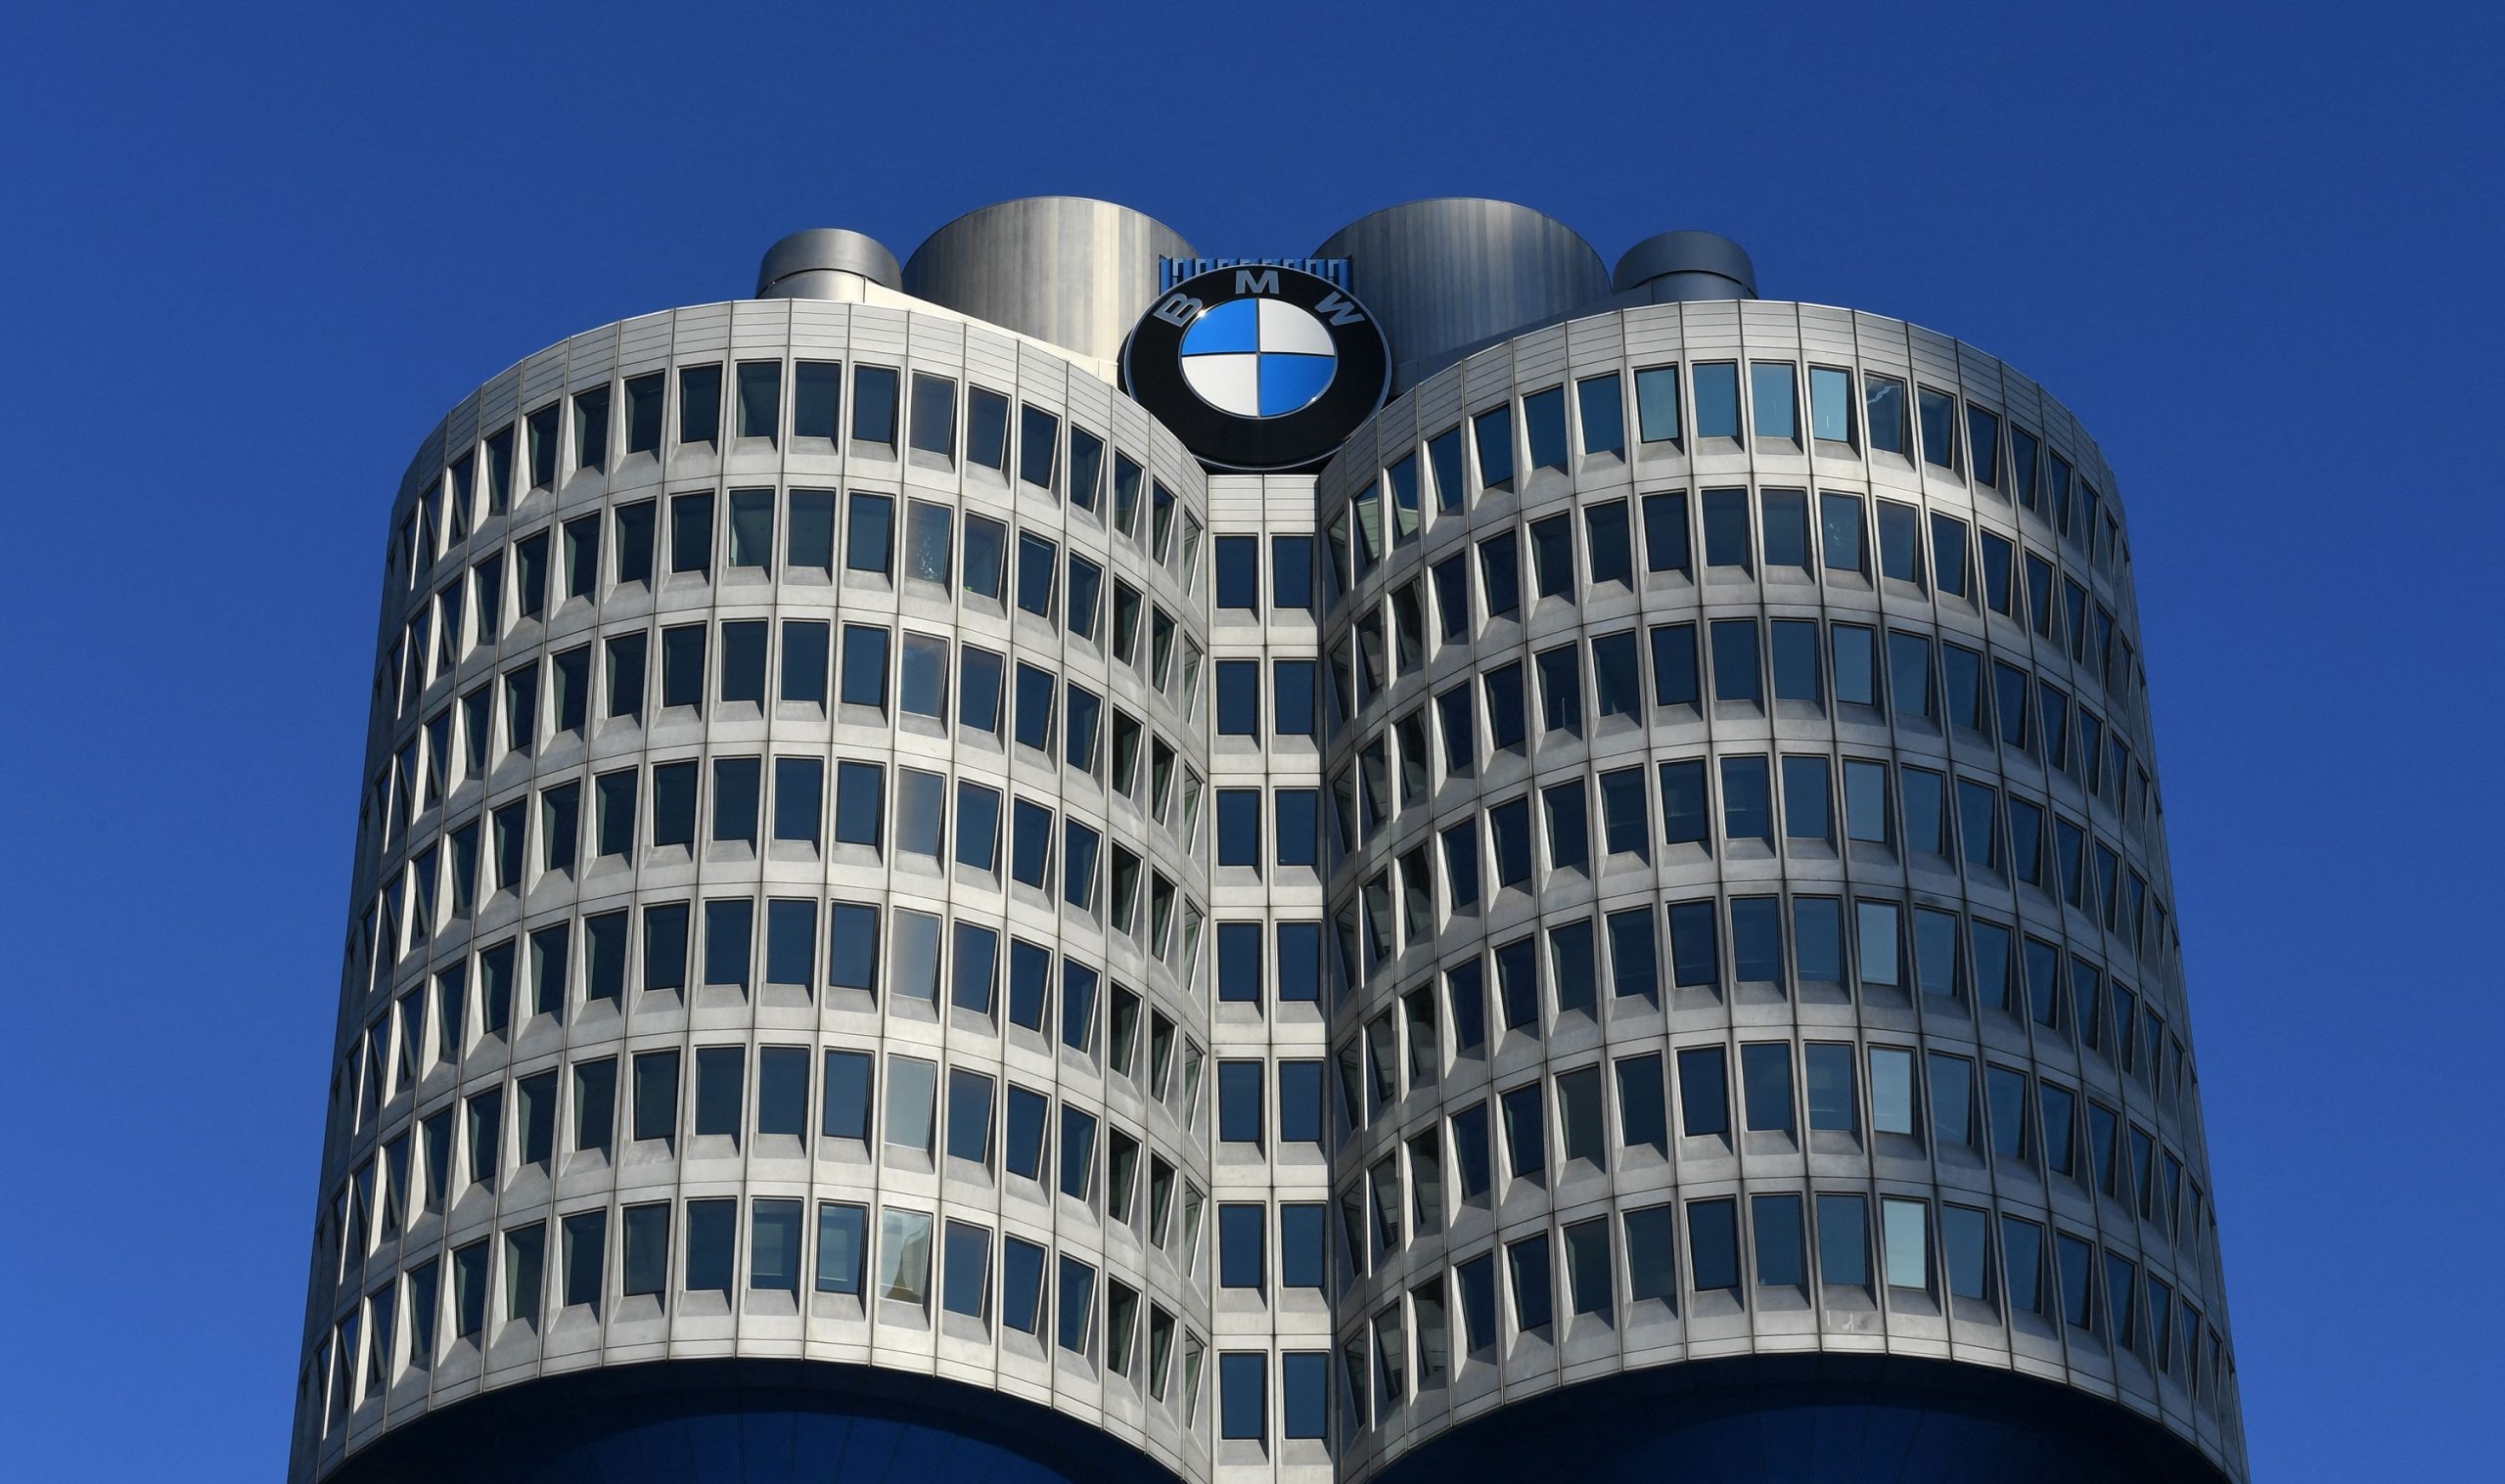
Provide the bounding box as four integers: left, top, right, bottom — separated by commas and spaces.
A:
1122, 265, 1390, 472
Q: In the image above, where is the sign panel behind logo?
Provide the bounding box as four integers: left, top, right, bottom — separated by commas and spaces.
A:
1122, 266, 1389, 472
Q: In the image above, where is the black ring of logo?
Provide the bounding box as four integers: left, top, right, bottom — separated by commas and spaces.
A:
1120, 266, 1390, 473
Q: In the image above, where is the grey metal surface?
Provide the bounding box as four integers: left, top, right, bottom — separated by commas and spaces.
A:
1311, 200, 1609, 394
756, 228, 903, 296
1612, 230, 1757, 301
904, 197, 1196, 362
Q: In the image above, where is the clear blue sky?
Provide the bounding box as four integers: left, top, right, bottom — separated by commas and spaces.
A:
3, 2, 2496, 1479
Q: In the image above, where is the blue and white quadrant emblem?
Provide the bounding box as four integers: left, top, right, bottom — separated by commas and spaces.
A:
1178, 298, 1338, 419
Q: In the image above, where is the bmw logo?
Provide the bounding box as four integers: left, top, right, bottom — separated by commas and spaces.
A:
1122, 266, 1391, 472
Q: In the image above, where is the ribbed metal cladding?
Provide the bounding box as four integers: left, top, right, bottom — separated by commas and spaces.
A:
1313, 200, 1611, 395
905, 197, 1197, 365
755, 229, 905, 298
1612, 231, 1758, 304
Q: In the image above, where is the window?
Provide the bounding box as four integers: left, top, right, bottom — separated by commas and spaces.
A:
736, 361, 781, 442
1865, 376, 1907, 455
615, 1204, 668, 1300
678, 364, 721, 446
1693, 363, 1740, 438
1270, 533, 1312, 612
1751, 361, 1797, 440
718, 621, 767, 707
1634, 365, 1681, 443
1218, 1061, 1263, 1147
968, 388, 1009, 472
792, 360, 839, 440
1525, 384, 1569, 472
1931, 1053, 1975, 1147
685, 1197, 736, 1293
666, 493, 712, 578
1643, 492, 1690, 574
1578, 373, 1625, 457
1529, 513, 1574, 599
1279, 1059, 1323, 1144
614, 501, 657, 587
1216, 789, 1260, 870
1919, 386, 1959, 469
787, 489, 834, 574
694, 1045, 745, 1137
1479, 530, 1520, 620
1819, 1194, 1869, 1288
1473, 403, 1515, 489
1703, 488, 1752, 569
1821, 492, 1865, 574
2057, 1232, 2096, 1329
1877, 501, 1925, 586
1216, 922, 1262, 1004
1667, 899, 1717, 990
725, 489, 774, 573
871, 1051, 932, 1155
810, 1201, 865, 1296
1932, 514, 1971, 599
1536, 645, 1582, 735
954, 781, 1001, 873
1652, 623, 1699, 707
1689, 1198, 1740, 1291
1742, 1042, 1793, 1133
1844, 759, 1890, 845
1283, 1350, 1328, 1440
1809, 366, 1851, 441
942, 1220, 990, 1319
1557, 1065, 1605, 1165
2002, 1216, 2044, 1315
496, 1221, 546, 1328
1754, 1192, 1804, 1287
1219, 1204, 1263, 1291
1019, 404, 1059, 488
751, 1199, 802, 1294
878, 1208, 934, 1307
1968, 404, 2002, 487
1803, 1043, 1856, 1134
1220, 1352, 1265, 1442
1214, 535, 1257, 611
1883, 1198, 1930, 1290
1944, 1204, 1991, 1301
1769, 620, 1820, 705
1677, 1047, 1728, 1137
526, 404, 559, 489
1016, 532, 1057, 617
1484, 662, 1526, 750
840, 625, 888, 711
1709, 618, 1760, 703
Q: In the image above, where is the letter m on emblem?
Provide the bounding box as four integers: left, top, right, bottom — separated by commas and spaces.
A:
1234, 268, 1280, 295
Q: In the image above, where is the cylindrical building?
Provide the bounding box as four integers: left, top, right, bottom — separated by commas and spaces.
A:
294, 200, 2245, 1484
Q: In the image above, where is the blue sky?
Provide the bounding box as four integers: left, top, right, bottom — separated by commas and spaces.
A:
2, 1, 2497, 1478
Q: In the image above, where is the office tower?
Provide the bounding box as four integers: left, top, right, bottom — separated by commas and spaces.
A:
296, 197, 2243, 1482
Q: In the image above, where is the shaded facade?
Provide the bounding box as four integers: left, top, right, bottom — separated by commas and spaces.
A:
295, 198, 2244, 1484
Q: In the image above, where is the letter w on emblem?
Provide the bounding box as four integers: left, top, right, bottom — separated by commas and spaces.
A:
1314, 291, 1365, 326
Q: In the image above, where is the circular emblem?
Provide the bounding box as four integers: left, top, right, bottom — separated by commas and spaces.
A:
1122, 266, 1390, 472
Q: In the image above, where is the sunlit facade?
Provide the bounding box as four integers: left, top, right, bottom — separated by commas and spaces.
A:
294, 197, 2244, 1484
